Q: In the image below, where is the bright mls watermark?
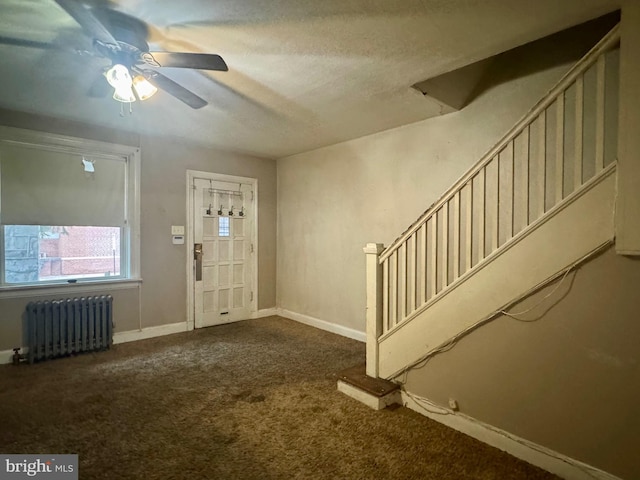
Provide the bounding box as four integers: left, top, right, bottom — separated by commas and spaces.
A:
0, 455, 77, 479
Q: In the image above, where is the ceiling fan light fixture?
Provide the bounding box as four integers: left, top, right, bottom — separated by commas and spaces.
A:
132, 75, 158, 101
113, 86, 136, 103
104, 64, 132, 89
104, 64, 136, 103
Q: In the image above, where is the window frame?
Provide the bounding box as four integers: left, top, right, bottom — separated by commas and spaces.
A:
0, 126, 141, 291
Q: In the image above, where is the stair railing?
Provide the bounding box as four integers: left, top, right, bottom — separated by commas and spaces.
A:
364, 25, 620, 378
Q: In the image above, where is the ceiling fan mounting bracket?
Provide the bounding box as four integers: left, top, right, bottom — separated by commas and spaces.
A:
94, 39, 150, 68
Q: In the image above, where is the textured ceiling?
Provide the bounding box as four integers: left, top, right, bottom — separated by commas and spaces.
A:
0, 0, 619, 158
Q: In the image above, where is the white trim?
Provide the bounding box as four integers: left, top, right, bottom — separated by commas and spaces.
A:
401, 392, 622, 480
0, 279, 142, 299
128, 144, 141, 280
186, 171, 195, 331
185, 170, 259, 331
0, 348, 27, 365
186, 170, 260, 186
277, 309, 366, 342
113, 322, 189, 344
615, 249, 640, 256
0, 125, 141, 285
3, 310, 279, 363
378, 171, 616, 378
0, 126, 138, 156
380, 163, 616, 342
186, 171, 193, 331
252, 308, 278, 319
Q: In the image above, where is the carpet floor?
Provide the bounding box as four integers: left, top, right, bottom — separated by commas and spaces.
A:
0, 316, 560, 479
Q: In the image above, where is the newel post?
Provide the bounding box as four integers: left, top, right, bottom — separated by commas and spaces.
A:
363, 243, 384, 378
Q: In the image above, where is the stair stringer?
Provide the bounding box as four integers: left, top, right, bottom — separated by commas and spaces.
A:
378, 166, 616, 380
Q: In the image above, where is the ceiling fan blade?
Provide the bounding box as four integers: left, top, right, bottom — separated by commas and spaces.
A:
54, 0, 119, 47
146, 52, 228, 71
0, 35, 98, 59
0, 36, 59, 50
143, 70, 208, 109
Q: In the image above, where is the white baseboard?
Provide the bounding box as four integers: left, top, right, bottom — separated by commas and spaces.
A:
0, 348, 27, 365
277, 309, 366, 342
113, 322, 189, 344
401, 391, 621, 480
252, 308, 278, 319
4, 323, 190, 363
2, 309, 362, 363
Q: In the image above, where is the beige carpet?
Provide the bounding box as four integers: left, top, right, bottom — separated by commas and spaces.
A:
0, 316, 559, 479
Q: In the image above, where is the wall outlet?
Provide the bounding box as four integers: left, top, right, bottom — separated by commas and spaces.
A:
448, 398, 459, 411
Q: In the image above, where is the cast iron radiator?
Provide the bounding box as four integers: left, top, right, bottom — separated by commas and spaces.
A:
26, 295, 114, 364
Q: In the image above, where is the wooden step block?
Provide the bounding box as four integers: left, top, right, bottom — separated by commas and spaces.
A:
337, 364, 401, 410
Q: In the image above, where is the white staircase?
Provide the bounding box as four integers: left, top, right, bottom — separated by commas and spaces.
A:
364, 25, 620, 381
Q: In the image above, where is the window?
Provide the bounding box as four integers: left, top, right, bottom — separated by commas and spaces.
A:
4, 226, 121, 283
218, 217, 230, 237
0, 127, 140, 287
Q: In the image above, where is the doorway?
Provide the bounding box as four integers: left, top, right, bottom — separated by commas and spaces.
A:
187, 171, 257, 329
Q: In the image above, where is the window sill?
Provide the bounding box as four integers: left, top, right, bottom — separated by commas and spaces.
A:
0, 278, 142, 300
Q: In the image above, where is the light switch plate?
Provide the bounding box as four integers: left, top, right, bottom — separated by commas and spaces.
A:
171, 225, 185, 235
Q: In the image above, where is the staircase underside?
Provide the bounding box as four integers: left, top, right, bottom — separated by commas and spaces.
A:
378, 166, 616, 380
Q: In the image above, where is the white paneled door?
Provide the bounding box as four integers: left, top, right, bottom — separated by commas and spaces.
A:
193, 178, 254, 327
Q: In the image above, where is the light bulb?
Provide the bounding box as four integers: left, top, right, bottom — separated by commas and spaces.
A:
132, 75, 158, 101
113, 86, 136, 103
104, 64, 133, 89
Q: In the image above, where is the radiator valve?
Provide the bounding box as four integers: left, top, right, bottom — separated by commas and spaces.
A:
12, 348, 24, 366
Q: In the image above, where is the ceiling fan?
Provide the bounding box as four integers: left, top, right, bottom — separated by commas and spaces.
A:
1, 0, 229, 109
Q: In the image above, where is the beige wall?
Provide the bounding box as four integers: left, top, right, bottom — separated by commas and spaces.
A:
0, 109, 277, 350
277, 42, 588, 333
403, 247, 640, 480
138, 136, 277, 328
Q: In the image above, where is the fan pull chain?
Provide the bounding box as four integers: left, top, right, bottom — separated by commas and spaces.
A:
119, 102, 134, 116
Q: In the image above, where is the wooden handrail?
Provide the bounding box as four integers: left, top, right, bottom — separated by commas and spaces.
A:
379, 24, 620, 263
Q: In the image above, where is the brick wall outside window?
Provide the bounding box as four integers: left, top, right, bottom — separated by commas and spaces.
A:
38, 227, 120, 278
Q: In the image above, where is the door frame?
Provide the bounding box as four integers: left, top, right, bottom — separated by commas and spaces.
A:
186, 170, 258, 331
